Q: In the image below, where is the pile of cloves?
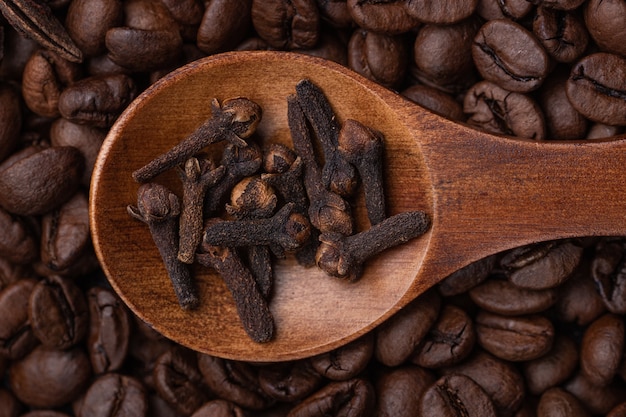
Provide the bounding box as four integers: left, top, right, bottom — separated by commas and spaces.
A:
128, 79, 430, 343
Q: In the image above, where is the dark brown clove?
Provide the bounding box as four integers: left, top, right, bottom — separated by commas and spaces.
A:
288, 94, 353, 236
127, 183, 199, 310
133, 97, 262, 183
196, 240, 274, 343
177, 157, 225, 264
261, 144, 309, 214
338, 119, 386, 225
203, 202, 311, 258
295, 79, 358, 197
316, 211, 431, 281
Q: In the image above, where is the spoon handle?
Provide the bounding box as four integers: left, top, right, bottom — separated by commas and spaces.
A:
411, 112, 626, 288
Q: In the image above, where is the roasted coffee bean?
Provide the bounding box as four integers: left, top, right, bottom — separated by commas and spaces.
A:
566, 53, 626, 126
58, 73, 137, 128
198, 354, 274, 410
0, 145, 84, 216
523, 335, 579, 395
533, 7, 589, 64
580, 313, 625, 386
310, 332, 373, 381
8, 345, 91, 408
500, 240, 583, 289
437, 255, 496, 297
564, 372, 626, 415
475, 311, 554, 361
197, 0, 251, 55
375, 289, 441, 366
66, 0, 124, 57
469, 279, 557, 315
375, 365, 435, 417
80, 373, 147, 417
411, 304, 475, 368
21, 49, 82, 118
584, 0, 626, 58
406, 0, 478, 24
105, 28, 182, 73
477, 0, 534, 20
87, 286, 131, 374
443, 350, 525, 416
541, 0, 586, 10
153, 346, 208, 415
0, 388, 21, 417
0, 279, 39, 359
315, 0, 352, 28
160, 0, 204, 41
251, 0, 319, 49
539, 70, 588, 140
591, 238, 626, 313
295, 31, 348, 66
347, 29, 408, 89
420, 374, 498, 417
554, 257, 606, 325
258, 360, 323, 402
286, 378, 375, 417
0, 82, 21, 162
473, 19, 550, 93
190, 400, 246, 417
537, 387, 590, 417
346, 0, 420, 35
401, 84, 465, 122
464, 80, 547, 139
0, 207, 38, 265
587, 123, 625, 139
412, 18, 481, 94
28, 275, 88, 349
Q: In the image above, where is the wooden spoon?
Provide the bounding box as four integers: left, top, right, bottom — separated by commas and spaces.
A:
90, 51, 626, 362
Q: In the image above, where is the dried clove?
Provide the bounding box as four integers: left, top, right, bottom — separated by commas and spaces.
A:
133, 97, 262, 183
338, 119, 386, 225
203, 202, 311, 258
295, 79, 358, 197
196, 239, 274, 343
287, 94, 353, 236
127, 183, 199, 310
261, 148, 308, 216
316, 211, 431, 281
177, 157, 225, 264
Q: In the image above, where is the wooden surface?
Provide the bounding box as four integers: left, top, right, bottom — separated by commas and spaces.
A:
90, 51, 626, 362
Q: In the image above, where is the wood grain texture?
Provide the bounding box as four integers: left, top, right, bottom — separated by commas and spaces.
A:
90, 51, 626, 362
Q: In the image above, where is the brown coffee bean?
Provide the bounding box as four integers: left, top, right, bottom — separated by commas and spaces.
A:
411, 304, 475, 369
375, 289, 441, 367
473, 19, 550, 93
566, 53, 626, 126
105, 28, 182, 73
412, 18, 481, 94
580, 313, 625, 386
500, 240, 583, 290
310, 332, 373, 381
347, 29, 408, 89
464, 80, 547, 139
295, 31, 348, 66
346, 0, 420, 35
190, 400, 246, 417
65, 0, 124, 57
406, 0, 478, 24
437, 255, 497, 297
21, 49, 82, 118
477, 0, 534, 20
586, 123, 624, 139
160, 0, 204, 41
80, 373, 147, 417
476, 311, 554, 361
541, 0, 586, 10
197, 0, 251, 55
9, 345, 91, 408
523, 335, 579, 395
287, 378, 375, 417
258, 360, 323, 402
0, 82, 21, 160
0, 388, 21, 417
87, 287, 131, 374
153, 346, 208, 416
591, 238, 626, 313
554, 258, 606, 325
315, 0, 352, 28
0, 279, 39, 359
539, 70, 588, 140
401, 84, 465, 122
0, 207, 38, 265
584, 0, 626, 58
375, 365, 435, 417
0, 145, 84, 216
533, 7, 589, 64
537, 387, 590, 417
564, 372, 626, 415
251, 0, 319, 49
421, 374, 498, 417
58, 73, 137, 128
28, 275, 88, 350
198, 354, 274, 410
443, 350, 525, 417
469, 279, 557, 315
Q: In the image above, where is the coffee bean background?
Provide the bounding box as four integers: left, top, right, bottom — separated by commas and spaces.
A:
1, 0, 626, 416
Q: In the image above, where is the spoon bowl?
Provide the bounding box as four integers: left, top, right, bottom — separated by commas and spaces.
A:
90, 51, 626, 362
